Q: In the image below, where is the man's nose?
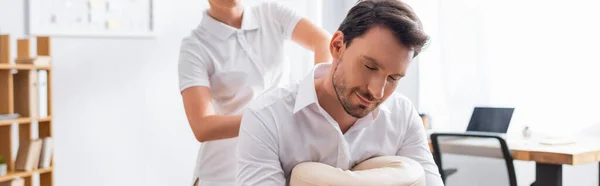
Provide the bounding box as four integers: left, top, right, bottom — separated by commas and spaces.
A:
368, 76, 386, 100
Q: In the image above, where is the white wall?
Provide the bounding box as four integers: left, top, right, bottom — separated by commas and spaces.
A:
0, 0, 317, 186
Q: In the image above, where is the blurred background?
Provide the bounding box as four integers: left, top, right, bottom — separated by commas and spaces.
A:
0, 0, 599, 185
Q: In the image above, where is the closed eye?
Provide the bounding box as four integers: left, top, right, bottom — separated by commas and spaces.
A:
365, 65, 376, 71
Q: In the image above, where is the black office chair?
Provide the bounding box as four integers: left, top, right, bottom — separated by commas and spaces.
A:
430, 132, 517, 186
436, 107, 515, 181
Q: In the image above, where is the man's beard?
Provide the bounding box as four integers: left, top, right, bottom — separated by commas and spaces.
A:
332, 57, 381, 118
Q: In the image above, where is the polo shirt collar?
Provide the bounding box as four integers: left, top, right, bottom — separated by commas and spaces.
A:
199, 7, 259, 41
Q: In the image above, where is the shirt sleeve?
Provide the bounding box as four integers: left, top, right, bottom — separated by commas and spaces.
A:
261, 2, 303, 40
396, 104, 445, 186
178, 37, 212, 92
236, 109, 285, 186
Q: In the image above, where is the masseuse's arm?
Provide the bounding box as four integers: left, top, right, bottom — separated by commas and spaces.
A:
265, 2, 332, 64
236, 109, 285, 186
291, 19, 332, 64
179, 38, 241, 142
181, 87, 241, 142
396, 105, 445, 186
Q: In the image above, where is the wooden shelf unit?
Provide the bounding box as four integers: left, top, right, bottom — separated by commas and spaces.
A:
0, 35, 54, 186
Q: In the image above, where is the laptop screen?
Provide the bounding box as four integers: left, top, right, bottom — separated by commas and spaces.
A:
466, 107, 515, 133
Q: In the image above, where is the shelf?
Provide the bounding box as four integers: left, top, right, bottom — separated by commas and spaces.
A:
0, 171, 31, 182
0, 167, 54, 182
0, 64, 51, 70
37, 116, 52, 122
37, 167, 54, 174
0, 117, 32, 126
0, 116, 49, 126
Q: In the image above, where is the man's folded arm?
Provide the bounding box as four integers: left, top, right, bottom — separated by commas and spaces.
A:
236, 109, 286, 186
396, 106, 445, 186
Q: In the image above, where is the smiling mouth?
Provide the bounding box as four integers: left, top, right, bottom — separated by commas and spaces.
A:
355, 92, 373, 105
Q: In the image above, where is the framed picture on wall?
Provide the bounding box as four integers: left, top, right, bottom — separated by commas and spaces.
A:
27, 0, 155, 38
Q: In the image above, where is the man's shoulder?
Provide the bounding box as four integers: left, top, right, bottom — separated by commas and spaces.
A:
379, 93, 422, 140
246, 82, 300, 115
381, 92, 416, 113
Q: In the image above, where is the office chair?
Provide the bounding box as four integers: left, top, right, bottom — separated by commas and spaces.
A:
430, 132, 517, 186
436, 107, 515, 181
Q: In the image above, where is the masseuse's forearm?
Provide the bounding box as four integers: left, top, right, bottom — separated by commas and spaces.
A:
191, 115, 242, 142
291, 19, 332, 65
314, 38, 332, 64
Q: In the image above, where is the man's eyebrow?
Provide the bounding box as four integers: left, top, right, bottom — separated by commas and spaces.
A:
362, 55, 381, 68
362, 55, 405, 77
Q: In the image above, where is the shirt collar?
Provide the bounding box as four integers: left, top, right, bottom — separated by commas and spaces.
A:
293, 63, 388, 120
199, 7, 259, 41
292, 63, 327, 114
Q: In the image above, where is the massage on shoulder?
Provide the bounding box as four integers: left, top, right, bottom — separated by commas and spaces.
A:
178, 0, 442, 185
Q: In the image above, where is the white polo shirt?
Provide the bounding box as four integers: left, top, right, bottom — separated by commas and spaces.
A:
236, 63, 444, 186
177, 2, 302, 185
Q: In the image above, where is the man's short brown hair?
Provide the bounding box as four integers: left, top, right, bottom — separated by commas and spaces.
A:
337, 0, 429, 57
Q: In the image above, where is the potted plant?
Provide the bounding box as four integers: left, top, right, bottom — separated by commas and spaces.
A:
0, 155, 7, 176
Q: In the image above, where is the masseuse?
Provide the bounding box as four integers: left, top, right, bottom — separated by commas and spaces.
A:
177, 0, 331, 185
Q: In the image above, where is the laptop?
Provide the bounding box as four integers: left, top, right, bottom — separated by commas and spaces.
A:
466, 107, 515, 133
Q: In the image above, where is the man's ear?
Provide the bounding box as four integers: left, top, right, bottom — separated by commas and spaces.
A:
330, 31, 345, 60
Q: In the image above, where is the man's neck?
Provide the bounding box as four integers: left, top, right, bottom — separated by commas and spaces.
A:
208, 3, 244, 29
314, 75, 357, 133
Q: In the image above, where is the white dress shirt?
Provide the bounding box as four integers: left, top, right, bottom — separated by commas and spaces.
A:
236, 63, 444, 186
177, 2, 302, 185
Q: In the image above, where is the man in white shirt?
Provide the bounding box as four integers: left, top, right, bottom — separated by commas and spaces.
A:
236, 0, 444, 185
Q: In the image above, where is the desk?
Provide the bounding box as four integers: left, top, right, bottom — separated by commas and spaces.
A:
430, 136, 600, 186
